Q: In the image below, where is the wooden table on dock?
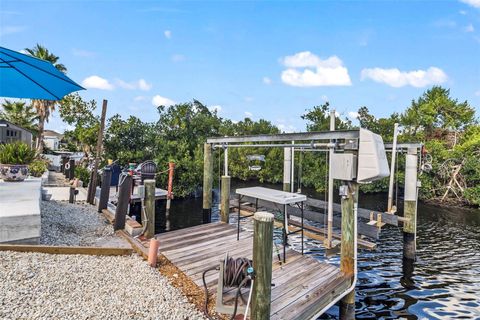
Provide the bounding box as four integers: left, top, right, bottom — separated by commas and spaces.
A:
235, 187, 306, 262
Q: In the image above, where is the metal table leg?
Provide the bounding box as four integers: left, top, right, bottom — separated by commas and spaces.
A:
237, 194, 242, 241
283, 203, 287, 263
301, 201, 304, 255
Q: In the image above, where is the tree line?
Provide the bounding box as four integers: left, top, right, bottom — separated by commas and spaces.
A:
1, 45, 478, 206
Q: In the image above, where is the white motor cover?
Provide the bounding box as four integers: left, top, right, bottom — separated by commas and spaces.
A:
357, 128, 390, 183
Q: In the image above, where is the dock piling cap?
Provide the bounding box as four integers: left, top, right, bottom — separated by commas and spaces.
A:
254, 211, 274, 222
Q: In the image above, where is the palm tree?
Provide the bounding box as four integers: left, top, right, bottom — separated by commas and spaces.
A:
24, 44, 67, 153
0, 100, 38, 133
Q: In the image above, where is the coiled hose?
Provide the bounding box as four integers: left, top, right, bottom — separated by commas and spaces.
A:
202, 257, 253, 320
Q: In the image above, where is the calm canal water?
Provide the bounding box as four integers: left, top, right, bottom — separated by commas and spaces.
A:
154, 180, 480, 320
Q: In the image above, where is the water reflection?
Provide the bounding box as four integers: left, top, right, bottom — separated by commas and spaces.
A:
154, 180, 480, 320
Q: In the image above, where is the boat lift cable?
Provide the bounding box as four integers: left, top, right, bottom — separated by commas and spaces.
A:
202, 257, 254, 320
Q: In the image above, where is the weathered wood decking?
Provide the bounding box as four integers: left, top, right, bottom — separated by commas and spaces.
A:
156, 222, 351, 320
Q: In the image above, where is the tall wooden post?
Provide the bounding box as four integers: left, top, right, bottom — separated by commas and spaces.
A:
339, 181, 359, 320
166, 162, 175, 210
252, 211, 274, 320
202, 143, 213, 223
68, 159, 75, 180
403, 148, 418, 261
98, 167, 112, 213
87, 99, 108, 205
114, 174, 132, 231
220, 176, 231, 223
144, 179, 156, 238
283, 148, 291, 192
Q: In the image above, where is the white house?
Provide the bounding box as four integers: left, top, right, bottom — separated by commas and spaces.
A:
43, 130, 63, 151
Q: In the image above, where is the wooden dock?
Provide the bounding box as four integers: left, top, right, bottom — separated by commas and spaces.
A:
156, 222, 351, 319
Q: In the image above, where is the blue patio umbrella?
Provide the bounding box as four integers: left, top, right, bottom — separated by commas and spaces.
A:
0, 46, 84, 100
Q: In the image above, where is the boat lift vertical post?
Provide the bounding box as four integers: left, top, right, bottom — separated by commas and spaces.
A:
283, 147, 291, 192
403, 147, 418, 261
387, 123, 399, 213
221, 146, 231, 223
326, 109, 335, 248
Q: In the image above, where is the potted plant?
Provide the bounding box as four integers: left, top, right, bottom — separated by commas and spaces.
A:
0, 142, 36, 182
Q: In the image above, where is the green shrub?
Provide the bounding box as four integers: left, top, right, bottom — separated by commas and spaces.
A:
75, 166, 90, 184
0, 142, 36, 164
29, 159, 48, 177
464, 186, 480, 206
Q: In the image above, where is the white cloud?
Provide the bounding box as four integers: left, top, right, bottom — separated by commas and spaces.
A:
138, 79, 152, 91
348, 111, 359, 119
152, 94, 175, 107
360, 67, 448, 88
280, 51, 352, 87
244, 111, 253, 118
81, 75, 114, 90
209, 105, 222, 113
460, 0, 480, 8
465, 23, 475, 32
171, 54, 185, 62
164, 30, 172, 39
263, 77, 272, 85
115, 78, 152, 91
134, 96, 146, 101
0, 25, 26, 36
72, 48, 95, 57
276, 119, 296, 133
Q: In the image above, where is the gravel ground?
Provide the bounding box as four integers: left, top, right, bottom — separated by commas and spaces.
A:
0, 251, 205, 320
40, 200, 127, 247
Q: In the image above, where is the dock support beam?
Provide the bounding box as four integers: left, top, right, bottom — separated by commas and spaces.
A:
202, 143, 213, 223
283, 148, 291, 192
98, 167, 112, 213
340, 182, 358, 320
220, 176, 231, 223
144, 179, 156, 239
114, 174, 132, 231
403, 148, 418, 261
252, 211, 274, 320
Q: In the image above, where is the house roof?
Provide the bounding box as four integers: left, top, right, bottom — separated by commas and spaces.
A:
43, 129, 64, 139
0, 119, 33, 134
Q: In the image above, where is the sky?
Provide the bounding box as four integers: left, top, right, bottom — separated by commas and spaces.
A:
1, 0, 480, 133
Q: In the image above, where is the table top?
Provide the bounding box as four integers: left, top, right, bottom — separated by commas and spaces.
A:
235, 186, 307, 205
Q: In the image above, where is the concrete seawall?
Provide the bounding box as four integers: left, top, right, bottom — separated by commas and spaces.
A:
0, 177, 42, 244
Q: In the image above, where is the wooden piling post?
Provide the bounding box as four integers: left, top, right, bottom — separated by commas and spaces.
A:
283, 148, 291, 192
68, 159, 75, 180
202, 143, 213, 223
252, 211, 274, 320
98, 167, 112, 213
403, 148, 418, 261
144, 179, 156, 238
114, 174, 132, 231
220, 175, 231, 223
87, 99, 108, 205
339, 182, 359, 320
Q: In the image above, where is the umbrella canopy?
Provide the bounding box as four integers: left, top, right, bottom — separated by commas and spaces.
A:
0, 46, 84, 100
